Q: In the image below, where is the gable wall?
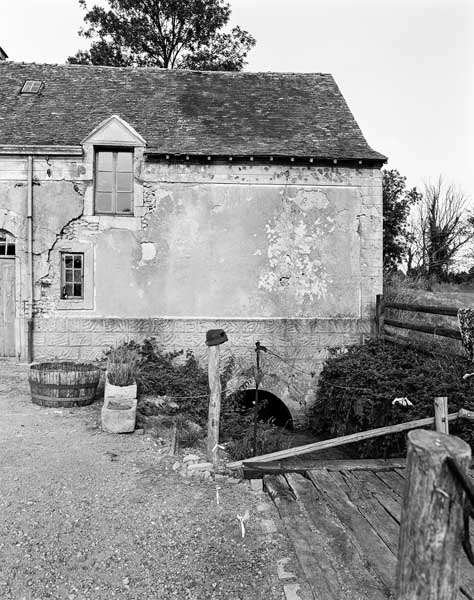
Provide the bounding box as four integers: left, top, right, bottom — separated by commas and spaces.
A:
0, 154, 382, 425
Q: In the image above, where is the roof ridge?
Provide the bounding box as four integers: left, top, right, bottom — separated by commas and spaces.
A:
1, 61, 331, 77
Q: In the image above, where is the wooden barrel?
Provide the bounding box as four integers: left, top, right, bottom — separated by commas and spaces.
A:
29, 362, 101, 408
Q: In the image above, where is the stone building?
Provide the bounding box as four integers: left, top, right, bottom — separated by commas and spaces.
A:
0, 62, 385, 425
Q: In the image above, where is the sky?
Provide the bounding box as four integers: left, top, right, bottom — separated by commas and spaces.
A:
1, 0, 473, 202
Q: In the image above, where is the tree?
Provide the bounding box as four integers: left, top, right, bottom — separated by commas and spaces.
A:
382, 169, 422, 271
67, 0, 256, 70
408, 177, 473, 278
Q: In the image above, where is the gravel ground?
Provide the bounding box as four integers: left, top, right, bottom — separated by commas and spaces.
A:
0, 360, 305, 600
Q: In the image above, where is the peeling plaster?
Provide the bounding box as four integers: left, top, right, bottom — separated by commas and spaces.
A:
258, 189, 335, 302
139, 241, 156, 263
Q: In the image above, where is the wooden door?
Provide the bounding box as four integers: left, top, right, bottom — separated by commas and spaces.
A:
0, 259, 15, 356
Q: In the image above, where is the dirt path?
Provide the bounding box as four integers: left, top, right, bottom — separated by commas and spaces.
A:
0, 361, 310, 600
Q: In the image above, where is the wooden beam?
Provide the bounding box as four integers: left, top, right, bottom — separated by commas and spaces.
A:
243, 458, 407, 475
385, 301, 459, 317
375, 294, 385, 339
227, 412, 464, 469
396, 429, 471, 599
207, 344, 221, 466
384, 318, 462, 340
381, 333, 460, 357
434, 397, 449, 434
0, 145, 83, 156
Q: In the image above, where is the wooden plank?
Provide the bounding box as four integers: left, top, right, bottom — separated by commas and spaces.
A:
434, 396, 449, 434
244, 458, 407, 476
307, 469, 397, 591
308, 458, 406, 472
263, 474, 296, 506
351, 470, 402, 524
376, 294, 385, 338
331, 471, 399, 555
285, 473, 390, 599
0, 260, 15, 357
228, 413, 462, 469
266, 473, 346, 599
381, 333, 460, 358
385, 301, 459, 317
375, 470, 406, 498
384, 318, 461, 340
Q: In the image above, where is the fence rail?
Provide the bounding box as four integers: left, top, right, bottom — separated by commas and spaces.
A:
376, 294, 462, 344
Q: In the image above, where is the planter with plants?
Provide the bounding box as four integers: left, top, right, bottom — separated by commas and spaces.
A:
101, 345, 140, 433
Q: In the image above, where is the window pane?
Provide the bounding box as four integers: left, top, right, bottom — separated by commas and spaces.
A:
65, 270, 73, 282
96, 171, 113, 192
97, 152, 113, 171
65, 283, 73, 297
116, 192, 133, 213
74, 284, 82, 297
0, 245, 5, 255
117, 172, 133, 192
6, 244, 15, 256
116, 152, 132, 172
96, 191, 113, 213
73, 256, 82, 269
64, 255, 73, 268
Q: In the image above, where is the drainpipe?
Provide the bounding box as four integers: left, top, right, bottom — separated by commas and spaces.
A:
27, 156, 34, 363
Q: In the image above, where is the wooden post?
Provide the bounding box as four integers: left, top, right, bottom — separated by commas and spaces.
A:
207, 344, 221, 467
375, 294, 385, 339
434, 397, 449, 434
396, 429, 471, 599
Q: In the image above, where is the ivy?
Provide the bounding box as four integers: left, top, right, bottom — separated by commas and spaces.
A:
313, 341, 474, 458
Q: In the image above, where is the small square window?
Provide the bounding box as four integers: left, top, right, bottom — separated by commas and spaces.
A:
20, 80, 43, 94
61, 253, 84, 299
94, 150, 134, 215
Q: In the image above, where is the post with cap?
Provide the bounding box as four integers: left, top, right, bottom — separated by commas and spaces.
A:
206, 329, 228, 466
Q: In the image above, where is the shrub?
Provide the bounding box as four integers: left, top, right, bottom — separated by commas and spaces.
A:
313, 341, 474, 458
225, 419, 294, 461
107, 338, 295, 458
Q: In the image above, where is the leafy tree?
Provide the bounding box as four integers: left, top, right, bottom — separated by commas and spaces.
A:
67, 0, 255, 70
382, 169, 421, 271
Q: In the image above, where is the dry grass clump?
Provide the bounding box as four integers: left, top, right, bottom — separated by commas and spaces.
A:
106, 345, 141, 386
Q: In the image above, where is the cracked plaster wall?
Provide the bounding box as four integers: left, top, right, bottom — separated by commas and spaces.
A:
0, 156, 382, 422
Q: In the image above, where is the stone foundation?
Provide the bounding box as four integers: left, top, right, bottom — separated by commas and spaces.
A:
33, 316, 373, 427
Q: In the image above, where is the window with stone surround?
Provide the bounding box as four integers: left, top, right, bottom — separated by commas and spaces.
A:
94, 149, 134, 215
60, 253, 84, 299
57, 242, 93, 310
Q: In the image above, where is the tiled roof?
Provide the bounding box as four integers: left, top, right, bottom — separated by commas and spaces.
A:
0, 62, 386, 161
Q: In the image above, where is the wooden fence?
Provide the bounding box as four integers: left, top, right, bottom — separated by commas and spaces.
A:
375, 294, 462, 352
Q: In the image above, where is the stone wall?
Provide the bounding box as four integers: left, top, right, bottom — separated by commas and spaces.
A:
33, 315, 373, 426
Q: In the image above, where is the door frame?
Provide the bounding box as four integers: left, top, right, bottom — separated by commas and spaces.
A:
0, 255, 16, 358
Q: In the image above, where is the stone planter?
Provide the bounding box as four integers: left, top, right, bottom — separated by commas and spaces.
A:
101, 374, 137, 434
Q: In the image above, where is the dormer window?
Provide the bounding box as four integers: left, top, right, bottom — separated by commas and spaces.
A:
20, 80, 43, 94
94, 149, 134, 215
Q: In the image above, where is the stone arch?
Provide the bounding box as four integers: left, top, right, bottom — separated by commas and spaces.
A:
225, 369, 309, 428
235, 388, 293, 428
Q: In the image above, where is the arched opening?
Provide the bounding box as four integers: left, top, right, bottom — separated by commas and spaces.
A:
0, 230, 15, 256
236, 389, 293, 430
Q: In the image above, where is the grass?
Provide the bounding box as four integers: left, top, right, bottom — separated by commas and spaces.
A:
106, 345, 141, 386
